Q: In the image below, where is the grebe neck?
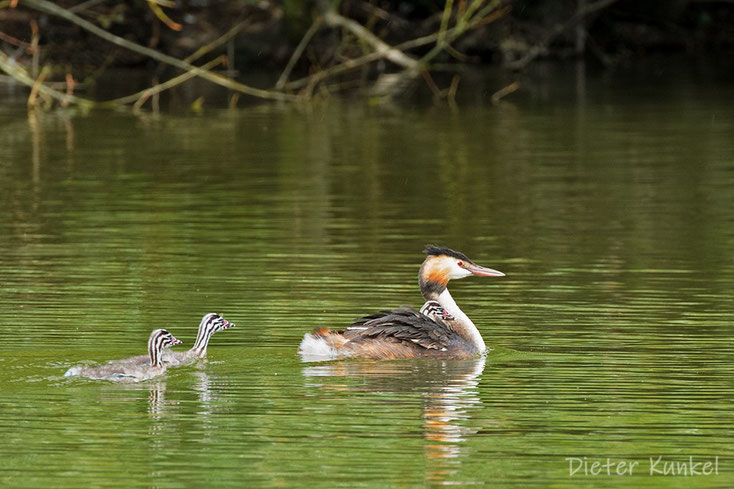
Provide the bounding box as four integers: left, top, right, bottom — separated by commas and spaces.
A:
436, 288, 486, 353
148, 334, 164, 367
192, 327, 214, 357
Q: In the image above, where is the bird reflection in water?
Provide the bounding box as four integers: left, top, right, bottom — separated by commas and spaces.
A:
302, 356, 486, 484
141, 369, 226, 452
145, 380, 171, 442
146, 380, 168, 417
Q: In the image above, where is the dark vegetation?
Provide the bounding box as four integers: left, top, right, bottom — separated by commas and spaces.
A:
1, 0, 733, 110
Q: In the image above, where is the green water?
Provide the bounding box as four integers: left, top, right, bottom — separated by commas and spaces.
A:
1, 65, 733, 488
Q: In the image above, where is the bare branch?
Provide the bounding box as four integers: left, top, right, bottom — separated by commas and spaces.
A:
104, 56, 226, 107
322, 10, 419, 71
0, 48, 95, 108
183, 19, 252, 64
276, 17, 322, 90
20, 0, 297, 102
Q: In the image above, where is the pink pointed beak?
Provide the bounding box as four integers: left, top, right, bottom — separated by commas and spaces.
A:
222, 320, 235, 329
464, 262, 505, 277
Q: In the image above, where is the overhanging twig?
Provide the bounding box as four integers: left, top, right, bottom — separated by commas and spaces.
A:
104, 55, 226, 107
0, 48, 95, 108
183, 19, 251, 64
20, 0, 297, 102
322, 10, 419, 71
276, 16, 322, 90
288, 2, 507, 96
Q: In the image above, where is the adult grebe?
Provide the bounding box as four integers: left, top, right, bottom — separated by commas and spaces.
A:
298, 245, 505, 361
64, 329, 182, 382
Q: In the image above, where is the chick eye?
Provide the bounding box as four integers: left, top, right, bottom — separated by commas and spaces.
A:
457, 261, 463, 267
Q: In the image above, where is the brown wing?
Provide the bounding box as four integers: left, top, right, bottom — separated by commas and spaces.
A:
341, 306, 455, 352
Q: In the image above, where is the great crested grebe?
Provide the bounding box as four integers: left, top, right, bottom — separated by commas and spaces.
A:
126, 313, 235, 367
164, 313, 234, 366
298, 245, 505, 361
64, 329, 182, 382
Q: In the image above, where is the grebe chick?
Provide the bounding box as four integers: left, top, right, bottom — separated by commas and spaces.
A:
298, 245, 505, 361
160, 313, 235, 366
64, 329, 182, 383
124, 313, 234, 367
420, 300, 455, 322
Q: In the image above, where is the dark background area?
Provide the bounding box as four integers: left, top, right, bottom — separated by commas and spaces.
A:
2, 0, 733, 73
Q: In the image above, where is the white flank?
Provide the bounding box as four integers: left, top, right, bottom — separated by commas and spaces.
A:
298, 334, 340, 362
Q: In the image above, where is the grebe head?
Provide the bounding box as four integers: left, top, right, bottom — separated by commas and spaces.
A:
200, 313, 235, 334
148, 329, 182, 366
419, 245, 504, 300
150, 329, 182, 351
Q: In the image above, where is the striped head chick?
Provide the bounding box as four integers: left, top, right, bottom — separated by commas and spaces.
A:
420, 300, 455, 322
191, 313, 236, 357
148, 329, 182, 367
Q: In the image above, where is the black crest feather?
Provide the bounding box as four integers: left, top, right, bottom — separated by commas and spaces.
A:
423, 244, 473, 263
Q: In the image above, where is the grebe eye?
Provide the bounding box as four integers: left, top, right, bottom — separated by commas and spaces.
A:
457, 261, 463, 267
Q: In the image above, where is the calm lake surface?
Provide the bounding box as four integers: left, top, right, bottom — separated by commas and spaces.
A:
1, 62, 733, 488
